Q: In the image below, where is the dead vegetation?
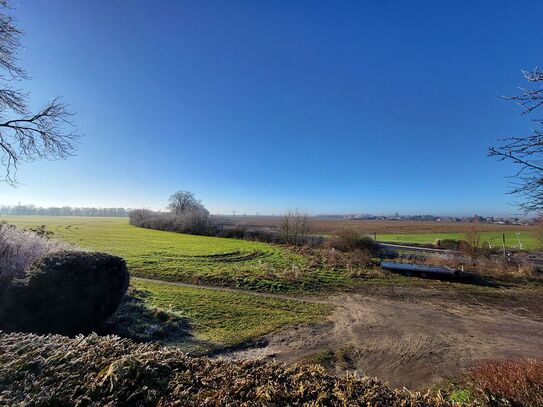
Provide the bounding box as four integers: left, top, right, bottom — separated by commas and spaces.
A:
0, 331, 454, 406
0, 221, 75, 284
464, 359, 543, 406
420, 251, 538, 281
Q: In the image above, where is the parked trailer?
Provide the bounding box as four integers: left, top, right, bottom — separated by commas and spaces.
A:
380, 261, 459, 278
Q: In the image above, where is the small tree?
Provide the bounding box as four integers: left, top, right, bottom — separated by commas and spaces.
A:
167, 191, 208, 216
279, 210, 312, 245
461, 218, 482, 264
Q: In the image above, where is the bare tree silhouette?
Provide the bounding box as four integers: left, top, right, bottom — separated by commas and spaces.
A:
489, 68, 543, 213
0, 1, 79, 185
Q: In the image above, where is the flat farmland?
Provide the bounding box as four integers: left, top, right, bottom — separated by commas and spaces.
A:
222, 216, 534, 234
221, 216, 540, 249
1, 216, 349, 293
378, 231, 540, 250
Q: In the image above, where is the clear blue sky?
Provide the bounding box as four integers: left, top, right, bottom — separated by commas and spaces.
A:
0, 0, 542, 216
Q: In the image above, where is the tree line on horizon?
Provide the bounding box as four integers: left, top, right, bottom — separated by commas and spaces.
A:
0, 205, 130, 217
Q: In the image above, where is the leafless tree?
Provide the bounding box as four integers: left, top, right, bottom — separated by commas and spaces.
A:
167, 191, 208, 215
279, 210, 312, 245
0, 2, 78, 185
460, 218, 482, 264
489, 68, 543, 213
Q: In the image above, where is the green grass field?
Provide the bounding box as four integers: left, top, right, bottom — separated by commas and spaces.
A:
133, 279, 332, 348
376, 231, 540, 250
2, 216, 335, 348
1, 216, 350, 293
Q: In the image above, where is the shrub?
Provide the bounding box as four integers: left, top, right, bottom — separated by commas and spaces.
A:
435, 239, 464, 250
327, 229, 379, 254
129, 209, 220, 236
0, 221, 74, 285
219, 226, 247, 239
0, 332, 453, 406
467, 359, 543, 406
278, 211, 312, 245
0, 251, 129, 335
243, 227, 278, 243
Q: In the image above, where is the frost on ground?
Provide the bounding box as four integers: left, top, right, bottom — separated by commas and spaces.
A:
0, 331, 452, 406
0, 222, 76, 284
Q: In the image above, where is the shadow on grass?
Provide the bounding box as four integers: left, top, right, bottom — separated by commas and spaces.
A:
99, 289, 216, 354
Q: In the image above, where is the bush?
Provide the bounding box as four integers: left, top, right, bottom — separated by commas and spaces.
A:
0, 251, 129, 335
278, 211, 312, 245
0, 221, 74, 285
327, 229, 379, 254
0, 332, 453, 406
129, 209, 220, 236
243, 227, 278, 243
467, 359, 543, 406
435, 239, 464, 250
219, 225, 248, 239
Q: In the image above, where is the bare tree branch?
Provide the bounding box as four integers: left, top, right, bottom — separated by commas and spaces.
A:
490, 68, 543, 214
0, 2, 79, 186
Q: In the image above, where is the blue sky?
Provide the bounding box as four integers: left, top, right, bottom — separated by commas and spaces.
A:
0, 0, 542, 216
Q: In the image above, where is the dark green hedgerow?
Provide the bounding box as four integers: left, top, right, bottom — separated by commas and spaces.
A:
0, 332, 454, 406
0, 251, 128, 335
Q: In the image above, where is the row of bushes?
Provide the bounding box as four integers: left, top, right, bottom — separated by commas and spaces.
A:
129, 209, 219, 236
0, 222, 129, 335
129, 209, 384, 255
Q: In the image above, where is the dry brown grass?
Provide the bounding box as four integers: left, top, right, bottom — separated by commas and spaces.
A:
422, 253, 537, 280
466, 359, 543, 406
0, 332, 454, 406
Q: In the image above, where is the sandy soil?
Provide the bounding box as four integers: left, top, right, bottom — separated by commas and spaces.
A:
222, 286, 543, 389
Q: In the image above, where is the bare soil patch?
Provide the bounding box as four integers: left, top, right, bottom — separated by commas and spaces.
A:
223, 285, 543, 390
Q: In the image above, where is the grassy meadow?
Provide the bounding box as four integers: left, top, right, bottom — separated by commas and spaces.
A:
2, 216, 335, 348
223, 216, 540, 250
1, 216, 350, 293
376, 231, 540, 250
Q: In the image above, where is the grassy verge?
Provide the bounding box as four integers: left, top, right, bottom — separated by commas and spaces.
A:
131, 279, 332, 349
376, 231, 539, 250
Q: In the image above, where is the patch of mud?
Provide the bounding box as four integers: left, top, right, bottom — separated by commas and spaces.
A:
221, 289, 543, 389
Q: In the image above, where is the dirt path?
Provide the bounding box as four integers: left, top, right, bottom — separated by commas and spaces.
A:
220, 287, 543, 389
135, 277, 543, 389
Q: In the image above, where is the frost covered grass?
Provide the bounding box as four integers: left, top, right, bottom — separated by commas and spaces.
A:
0, 221, 76, 284
0, 332, 454, 406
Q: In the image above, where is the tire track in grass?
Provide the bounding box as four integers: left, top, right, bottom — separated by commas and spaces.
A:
132, 277, 331, 305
